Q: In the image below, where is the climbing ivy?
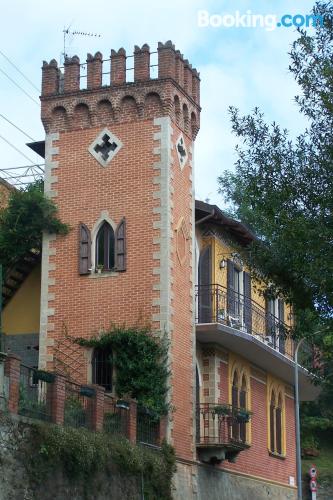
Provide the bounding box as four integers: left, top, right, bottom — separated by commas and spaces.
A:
0, 180, 69, 269
74, 326, 170, 416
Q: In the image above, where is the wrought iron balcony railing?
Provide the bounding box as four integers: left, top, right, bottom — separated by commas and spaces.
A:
195, 284, 294, 359
196, 403, 251, 450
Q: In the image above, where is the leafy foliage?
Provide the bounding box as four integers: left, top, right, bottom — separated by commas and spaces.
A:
218, 1, 333, 436
75, 326, 170, 416
26, 423, 176, 499
0, 180, 69, 269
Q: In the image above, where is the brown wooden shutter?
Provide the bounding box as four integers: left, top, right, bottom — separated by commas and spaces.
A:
115, 217, 126, 271
79, 223, 91, 275
198, 245, 212, 322
278, 299, 285, 354
243, 272, 252, 334
265, 297, 275, 345
227, 260, 235, 316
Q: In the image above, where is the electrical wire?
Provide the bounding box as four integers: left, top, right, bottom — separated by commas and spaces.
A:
0, 67, 39, 106
0, 113, 35, 141
0, 133, 36, 164
0, 50, 40, 93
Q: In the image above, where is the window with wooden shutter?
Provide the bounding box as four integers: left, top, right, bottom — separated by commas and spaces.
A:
227, 259, 235, 316
115, 217, 126, 271
79, 223, 91, 275
243, 272, 252, 333
265, 297, 276, 346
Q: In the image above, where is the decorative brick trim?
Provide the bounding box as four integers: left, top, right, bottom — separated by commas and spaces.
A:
152, 116, 174, 442
39, 133, 59, 369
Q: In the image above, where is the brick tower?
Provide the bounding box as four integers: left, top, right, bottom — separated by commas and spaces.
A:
39, 41, 200, 459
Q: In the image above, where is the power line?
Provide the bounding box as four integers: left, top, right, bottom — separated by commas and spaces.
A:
1, 164, 44, 171
0, 113, 35, 141
0, 67, 39, 106
0, 133, 36, 164
0, 50, 40, 93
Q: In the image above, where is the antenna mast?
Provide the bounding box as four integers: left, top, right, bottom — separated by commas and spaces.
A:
62, 27, 102, 64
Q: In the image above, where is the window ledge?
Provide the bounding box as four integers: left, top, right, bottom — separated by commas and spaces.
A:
269, 451, 286, 460
88, 271, 119, 279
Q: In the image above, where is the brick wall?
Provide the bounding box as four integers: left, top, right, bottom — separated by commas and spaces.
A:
38, 42, 200, 462
215, 353, 296, 486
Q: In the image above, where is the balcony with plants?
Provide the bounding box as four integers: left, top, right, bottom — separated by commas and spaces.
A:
196, 402, 252, 464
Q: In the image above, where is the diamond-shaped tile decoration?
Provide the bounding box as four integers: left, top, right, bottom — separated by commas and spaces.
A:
176, 133, 188, 170
88, 128, 123, 167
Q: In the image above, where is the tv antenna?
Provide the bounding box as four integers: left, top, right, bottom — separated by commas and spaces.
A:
62, 25, 102, 64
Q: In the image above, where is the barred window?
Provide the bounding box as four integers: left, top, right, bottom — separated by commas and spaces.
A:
92, 346, 113, 391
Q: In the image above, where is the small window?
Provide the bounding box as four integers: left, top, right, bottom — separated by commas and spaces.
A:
96, 221, 115, 271
92, 346, 113, 391
269, 388, 284, 456
270, 391, 276, 452
231, 370, 249, 443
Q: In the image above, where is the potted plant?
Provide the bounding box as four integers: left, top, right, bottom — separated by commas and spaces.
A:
96, 264, 104, 274
213, 404, 231, 416
80, 385, 96, 398
235, 408, 251, 423
116, 399, 130, 410
34, 369, 55, 384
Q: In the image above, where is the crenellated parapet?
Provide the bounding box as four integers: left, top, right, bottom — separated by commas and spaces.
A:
40, 42, 200, 139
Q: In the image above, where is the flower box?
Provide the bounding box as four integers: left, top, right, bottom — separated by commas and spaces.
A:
213, 404, 231, 416
116, 399, 130, 410
235, 409, 251, 423
34, 370, 55, 384
80, 385, 96, 398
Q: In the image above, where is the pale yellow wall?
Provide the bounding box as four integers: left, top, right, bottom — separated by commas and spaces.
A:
3, 264, 41, 334
212, 237, 294, 327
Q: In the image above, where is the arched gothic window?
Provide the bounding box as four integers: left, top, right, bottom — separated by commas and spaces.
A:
231, 370, 248, 443
96, 221, 115, 270
270, 390, 283, 455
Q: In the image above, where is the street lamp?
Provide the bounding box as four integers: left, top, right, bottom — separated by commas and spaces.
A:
295, 332, 323, 500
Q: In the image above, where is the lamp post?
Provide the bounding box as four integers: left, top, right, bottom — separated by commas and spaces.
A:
295, 337, 305, 500
0, 264, 2, 353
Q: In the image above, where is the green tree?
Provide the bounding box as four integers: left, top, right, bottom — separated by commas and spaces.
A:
0, 180, 69, 270
218, 1, 333, 428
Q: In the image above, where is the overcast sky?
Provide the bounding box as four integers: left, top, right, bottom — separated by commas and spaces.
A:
0, 0, 315, 205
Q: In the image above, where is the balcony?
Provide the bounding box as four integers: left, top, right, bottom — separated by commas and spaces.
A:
196, 284, 294, 358
196, 403, 251, 464
195, 284, 319, 400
